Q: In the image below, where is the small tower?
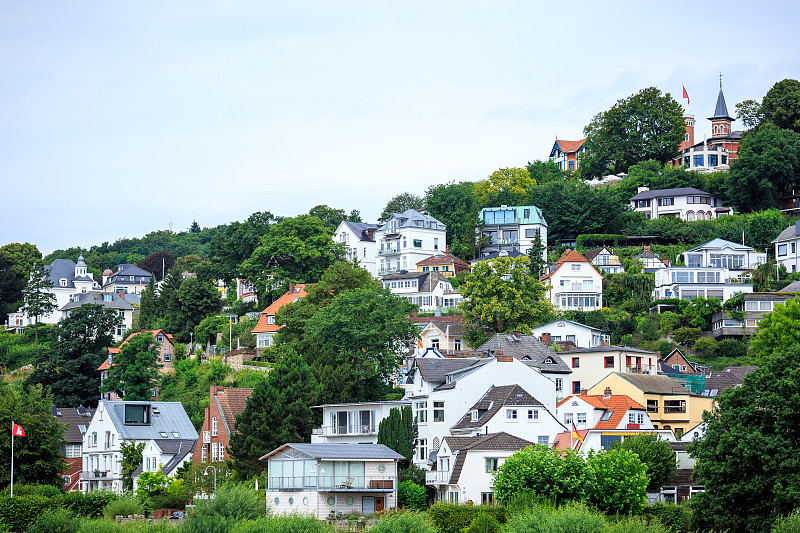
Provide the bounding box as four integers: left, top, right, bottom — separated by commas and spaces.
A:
708, 76, 734, 138
680, 114, 695, 151
75, 254, 88, 278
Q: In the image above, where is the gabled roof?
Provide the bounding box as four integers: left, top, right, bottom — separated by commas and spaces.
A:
451, 385, 545, 430
260, 443, 404, 462
60, 291, 134, 311
773, 223, 800, 243
777, 281, 800, 293
550, 139, 586, 157
540, 249, 601, 281
630, 187, 714, 201
52, 406, 95, 443
213, 387, 254, 437
531, 319, 603, 334
416, 251, 471, 271
444, 432, 534, 484
476, 333, 571, 374
46, 258, 97, 289
612, 373, 695, 395
383, 271, 452, 294
556, 394, 646, 430
252, 284, 308, 333
415, 319, 466, 338
155, 439, 197, 475
62, 457, 83, 492
686, 238, 755, 253
409, 358, 483, 384
582, 246, 612, 261
341, 221, 379, 242
378, 209, 446, 230
102, 401, 198, 441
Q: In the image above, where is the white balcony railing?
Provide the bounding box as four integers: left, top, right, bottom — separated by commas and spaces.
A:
425, 470, 451, 484
269, 475, 395, 491
311, 425, 378, 437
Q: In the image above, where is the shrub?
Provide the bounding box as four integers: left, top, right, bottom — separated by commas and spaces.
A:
102, 495, 145, 520
658, 311, 681, 337
397, 481, 426, 511
642, 502, 692, 533
428, 504, 505, 533
620, 333, 634, 347
0, 494, 55, 532
232, 515, 332, 533
59, 490, 117, 518
462, 513, 500, 533
672, 327, 701, 347
605, 515, 672, 533
503, 502, 606, 533
493, 446, 587, 505
717, 338, 748, 358
693, 337, 718, 357
369, 512, 436, 533
772, 512, 800, 533
26, 508, 80, 533
182, 483, 266, 533
584, 448, 649, 515
0, 484, 61, 498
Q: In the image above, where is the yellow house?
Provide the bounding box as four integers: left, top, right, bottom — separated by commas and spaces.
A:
415, 251, 471, 278
587, 373, 713, 438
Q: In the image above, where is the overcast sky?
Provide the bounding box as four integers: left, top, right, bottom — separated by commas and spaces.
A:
2, 1, 799, 255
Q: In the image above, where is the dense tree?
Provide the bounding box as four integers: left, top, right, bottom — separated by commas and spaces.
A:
736, 99, 764, 131
306, 204, 349, 232
612, 433, 677, 489
208, 211, 277, 283
377, 407, 416, 466
0, 382, 66, 489
101, 333, 161, 400
690, 344, 800, 533
137, 250, 176, 282
725, 124, 800, 212
0, 243, 41, 317
749, 298, 800, 359
228, 349, 319, 478
120, 440, 145, 493
174, 277, 223, 342
581, 87, 685, 175
25, 304, 121, 408
526, 160, 565, 185
424, 181, 480, 259
761, 78, 800, 133
240, 215, 344, 300
473, 167, 535, 206
494, 446, 587, 505
583, 449, 649, 514
379, 192, 424, 221
526, 230, 547, 278
189, 221, 202, 234
459, 256, 553, 347
137, 277, 159, 329
20, 260, 57, 343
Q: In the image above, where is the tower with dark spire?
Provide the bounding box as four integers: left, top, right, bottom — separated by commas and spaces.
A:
709, 74, 734, 138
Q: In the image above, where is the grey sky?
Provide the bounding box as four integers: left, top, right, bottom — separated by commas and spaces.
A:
2, 1, 798, 254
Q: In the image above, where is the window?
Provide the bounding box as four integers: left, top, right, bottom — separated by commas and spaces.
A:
527, 409, 538, 420
600, 411, 613, 422
571, 264, 581, 271
555, 378, 563, 392
629, 412, 636, 424
604, 356, 614, 368
485, 458, 499, 473
524, 209, 531, 218
778, 244, 788, 256
454, 338, 462, 350
664, 400, 686, 413
116, 325, 126, 337
267, 315, 275, 325
572, 357, 580, 368
582, 279, 593, 290
415, 401, 427, 423
577, 412, 587, 424
564, 413, 573, 424
413, 240, 422, 248
103, 294, 113, 301
164, 353, 171, 362
433, 402, 445, 422
124, 405, 150, 425
211, 442, 218, 462
506, 409, 518, 420
434, 238, 439, 250
572, 381, 581, 394
566, 335, 576, 343
156, 334, 164, 342
417, 439, 428, 461
525, 228, 540, 238
449, 492, 459, 503
637, 413, 645, 425
537, 436, 549, 446
470, 409, 479, 422
481, 492, 494, 505
422, 266, 429, 272
212, 417, 218, 437
693, 154, 704, 167
646, 400, 658, 413
708, 154, 718, 167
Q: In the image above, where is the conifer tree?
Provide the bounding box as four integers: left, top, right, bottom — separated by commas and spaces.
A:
21, 260, 57, 343
377, 406, 416, 466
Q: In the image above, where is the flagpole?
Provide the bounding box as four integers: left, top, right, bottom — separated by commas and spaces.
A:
10, 421, 14, 499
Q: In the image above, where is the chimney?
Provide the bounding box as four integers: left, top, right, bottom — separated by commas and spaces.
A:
496, 351, 513, 363
580, 389, 588, 396
643, 245, 650, 251
513, 331, 521, 339
603, 387, 612, 398
541, 333, 551, 346
600, 340, 610, 346
287, 282, 295, 294
495, 350, 503, 356
118, 290, 125, 299
637, 186, 649, 194
412, 310, 417, 318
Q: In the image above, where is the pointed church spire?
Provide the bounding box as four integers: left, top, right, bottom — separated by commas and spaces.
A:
708, 74, 734, 122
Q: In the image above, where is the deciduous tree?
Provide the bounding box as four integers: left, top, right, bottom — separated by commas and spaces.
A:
137, 250, 175, 282
749, 298, 800, 359
424, 181, 480, 259
379, 193, 424, 221
612, 433, 677, 489
20, 260, 57, 343
101, 333, 161, 400
120, 440, 145, 493
473, 167, 535, 206
0, 243, 41, 317
761, 78, 800, 133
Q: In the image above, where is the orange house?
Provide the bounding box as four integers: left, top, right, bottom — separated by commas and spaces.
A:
251, 284, 308, 353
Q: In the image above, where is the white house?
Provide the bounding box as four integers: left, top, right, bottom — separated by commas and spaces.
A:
682, 239, 766, 271
262, 443, 403, 518
311, 401, 410, 444
556, 392, 654, 434
553, 427, 676, 453
629, 187, 732, 221
558, 346, 660, 396
60, 291, 135, 341
374, 209, 447, 277
583, 246, 624, 274
81, 400, 197, 493
477, 205, 548, 258
475, 332, 572, 392
102, 264, 153, 295
335, 221, 379, 277
540, 250, 603, 311
409, 315, 468, 356
381, 271, 462, 312
428, 432, 533, 505
636, 247, 669, 273
773, 221, 800, 273
251, 284, 307, 352
654, 266, 753, 301
530, 320, 609, 349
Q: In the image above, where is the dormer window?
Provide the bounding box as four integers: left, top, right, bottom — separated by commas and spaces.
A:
60, 278, 67, 287
156, 335, 164, 343
267, 316, 275, 325
104, 294, 113, 301
543, 357, 555, 364
600, 411, 613, 422
470, 409, 479, 422
124, 404, 151, 425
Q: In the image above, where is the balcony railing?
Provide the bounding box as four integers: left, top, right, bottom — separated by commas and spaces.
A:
625, 365, 655, 374
269, 475, 395, 492
311, 424, 377, 437
80, 470, 111, 481
555, 286, 601, 294
378, 248, 401, 256
425, 470, 451, 485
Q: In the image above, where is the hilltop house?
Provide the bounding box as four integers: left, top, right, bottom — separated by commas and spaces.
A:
682, 238, 766, 271
335, 221, 379, 277
773, 221, 800, 273
102, 264, 153, 295
409, 315, 468, 356
60, 291, 135, 341
381, 271, 462, 312
630, 187, 731, 221
549, 138, 587, 171
583, 246, 624, 274
530, 320, 609, 349
251, 284, 307, 352
416, 251, 471, 278
311, 401, 410, 444
477, 205, 548, 258
541, 250, 603, 311
374, 210, 446, 277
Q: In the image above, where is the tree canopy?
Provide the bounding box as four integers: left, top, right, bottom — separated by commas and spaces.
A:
612, 433, 677, 489
761, 78, 800, 133
101, 333, 161, 400
21, 260, 57, 342
0, 243, 41, 317
379, 193, 424, 221
473, 167, 535, 206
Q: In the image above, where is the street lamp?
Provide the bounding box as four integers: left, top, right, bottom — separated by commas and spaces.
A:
204, 465, 217, 495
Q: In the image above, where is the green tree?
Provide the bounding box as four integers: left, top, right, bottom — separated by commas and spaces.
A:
25, 304, 121, 408
671, 327, 701, 347
137, 277, 159, 329
493, 445, 587, 505
693, 336, 718, 357
459, 256, 553, 347
307, 204, 349, 232
583, 448, 649, 515
683, 296, 722, 330
736, 98, 764, 131
0, 382, 66, 490
658, 311, 680, 337
690, 344, 800, 533
377, 406, 416, 465
424, 181, 480, 259
750, 298, 800, 359
189, 220, 202, 234
0, 243, 41, 317
174, 277, 223, 341
101, 333, 160, 400
725, 124, 800, 212
526, 230, 546, 279
240, 215, 344, 298
602, 269, 655, 316
137, 250, 175, 282
397, 481, 427, 511
228, 349, 319, 478
761, 78, 800, 133
612, 433, 677, 489
380, 192, 424, 221
473, 168, 535, 206
581, 87, 685, 175
20, 260, 57, 343
120, 440, 145, 493
208, 211, 277, 283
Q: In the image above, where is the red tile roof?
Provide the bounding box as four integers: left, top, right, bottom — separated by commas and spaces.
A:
416, 251, 471, 271
552, 429, 589, 451
540, 249, 602, 281
212, 387, 254, 435
557, 394, 646, 430
251, 284, 308, 334
555, 139, 586, 154
61, 457, 83, 493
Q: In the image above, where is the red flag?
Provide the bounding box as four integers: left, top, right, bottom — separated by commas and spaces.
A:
12, 423, 25, 437
682, 86, 690, 105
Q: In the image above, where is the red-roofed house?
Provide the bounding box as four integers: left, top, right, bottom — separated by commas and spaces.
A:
416, 250, 471, 278
98, 329, 176, 401
540, 250, 603, 310
549, 138, 587, 172
193, 386, 254, 464
251, 284, 308, 352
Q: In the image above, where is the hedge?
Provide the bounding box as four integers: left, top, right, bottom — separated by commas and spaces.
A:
242, 361, 271, 368
428, 503, 507, 533
0, 494, 56, 532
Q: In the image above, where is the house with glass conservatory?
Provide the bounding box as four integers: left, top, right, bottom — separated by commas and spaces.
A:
261, 443, 404, 518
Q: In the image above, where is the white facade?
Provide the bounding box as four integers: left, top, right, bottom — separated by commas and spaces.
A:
530, 320, 609, 348
773, 222, 800, 273
478, 205, 548, 258
381, 272, 462, 312
654, 267, 753, 301
682, 239, 766, 271
556, 395, 655, 433
335, 221, 379, 277
374, 210, 446, 277
541, 252, 603, 311
564, 429, 676, 453
585, 246, 624, 274
311, 401, 410, 444
559, 347, 659, 397
630, 187, 731, 221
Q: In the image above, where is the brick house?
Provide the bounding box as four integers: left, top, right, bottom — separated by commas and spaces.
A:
98, 329, 176, 401
252, 284, 308, 353
193, 386, 254, 464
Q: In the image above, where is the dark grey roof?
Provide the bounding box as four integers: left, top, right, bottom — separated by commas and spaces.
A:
343, 222, 379, 241
383, 271, 452, 294
778, 281, 800, 293
52, 407, 95, 443
104, 264, 153, 286
709, 88, 734, 121
379, 209, 446, 230
614, 373, 695, 395
60, 291, 134, 311
411, 358, 482, 384
46, 259, 86, 289
444, 432, 533, 484
630, 187, 713, 201
260, 443, 404, 461
773, 223, 800, 243
566, 345, 658, 355
476, 333, 571, 374
451, 385, 544, 430
102, 400, 198, 441
155, 439, 197, 475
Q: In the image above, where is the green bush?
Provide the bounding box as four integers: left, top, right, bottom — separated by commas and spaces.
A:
693, 337, 718, 357
397, 481, 426, 511
772, 513, 800, 533
0, 484, 61, 498
102, 495, 145, 520
59, 490, 118, 518
642, 502, 692, 533
0, 494, 55, 532
182, 483, 266, 533
26, 508, 81, 533
503, 502, 606, 533
584, 448, 648, 515
462, 513, 500, 533
717, 339, 748, 358
605, 515, 672, 533
428, 504, 506, 533
672, 327, 701, 347
369, 512, 436, 533
232, 515, 332, 533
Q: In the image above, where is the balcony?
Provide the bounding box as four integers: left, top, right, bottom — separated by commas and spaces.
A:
311, 425, 378, 437
378, 248, 401, 256
426, 470, 451, 485
555, 286, 601, 294
625, 365, 655, 374
80, 470, 111, 481
269, 475, 395, 492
